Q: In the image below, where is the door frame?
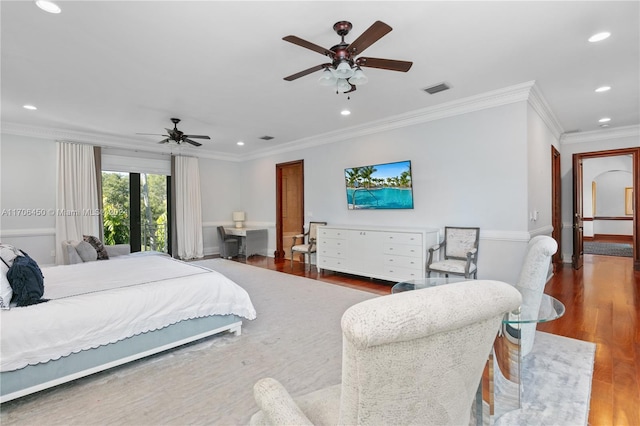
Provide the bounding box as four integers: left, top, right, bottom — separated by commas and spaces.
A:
572, 147, 640, 270
275, 160, 304, 259
551, 146, 562, 270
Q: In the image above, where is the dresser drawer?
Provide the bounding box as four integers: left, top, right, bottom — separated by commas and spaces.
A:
318, 228, 347, 239
381, 265, 424, 281
382, 232, 422, 246
383, 255, 422, 269
318, 257, 347, 269
383, 243, 422, 258
318, 238, 345, 251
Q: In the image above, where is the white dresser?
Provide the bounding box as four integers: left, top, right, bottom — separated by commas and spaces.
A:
316, 225, 439, 282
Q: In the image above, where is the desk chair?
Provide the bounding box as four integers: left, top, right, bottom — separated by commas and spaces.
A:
217, 226, 239, 259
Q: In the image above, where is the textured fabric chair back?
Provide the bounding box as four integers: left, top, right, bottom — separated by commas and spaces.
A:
217, 226, 227, 241
308, 222, 325, 243
515, 236, 558, 356
338, 280, 521, 425
444, 227, 479, 259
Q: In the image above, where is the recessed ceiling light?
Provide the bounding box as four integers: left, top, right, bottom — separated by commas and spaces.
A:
595, 86, 611, 93
341, 110, 351, 116
598, 117, 611, 123
236, 141, 244, 146
35, 0, 61, 14
588, 32, 610, 42
600, 124, 610, 128
23, 104, 38, 110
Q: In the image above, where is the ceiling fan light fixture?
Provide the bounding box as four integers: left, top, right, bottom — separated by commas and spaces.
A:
334, 61, 355, 79
318, 68, 337, 86
348, 67, 368, 86
336, 78, 351, 93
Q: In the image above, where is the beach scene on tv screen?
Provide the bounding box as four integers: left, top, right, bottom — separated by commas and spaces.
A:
345, 160, 414, 210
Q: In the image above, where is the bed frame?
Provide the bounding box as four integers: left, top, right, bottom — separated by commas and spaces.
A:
0, 314, 241, 403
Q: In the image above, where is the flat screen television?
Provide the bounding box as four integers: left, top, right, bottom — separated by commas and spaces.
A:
345, 160, 414, 210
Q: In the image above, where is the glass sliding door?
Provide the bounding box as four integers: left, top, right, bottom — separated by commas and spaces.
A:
102, 171, 169, 254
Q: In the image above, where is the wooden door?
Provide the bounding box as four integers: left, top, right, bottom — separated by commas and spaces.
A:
275, 161, 304, 260
551, 146, 562, 270
572, 154, 584, 269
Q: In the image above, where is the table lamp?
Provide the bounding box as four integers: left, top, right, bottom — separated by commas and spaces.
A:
232, 211, 246, 229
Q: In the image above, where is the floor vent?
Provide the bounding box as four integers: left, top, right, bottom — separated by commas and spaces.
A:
423, 82, 451, 95
259, 135, 274, 140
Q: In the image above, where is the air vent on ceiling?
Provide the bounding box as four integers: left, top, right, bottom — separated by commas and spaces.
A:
259, 135, 274, 141
423, 82, 451, 95
564, 129, 581, 134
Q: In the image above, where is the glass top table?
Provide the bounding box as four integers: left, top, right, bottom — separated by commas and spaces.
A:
392, 277, 565, 323
392, 276, 566, 424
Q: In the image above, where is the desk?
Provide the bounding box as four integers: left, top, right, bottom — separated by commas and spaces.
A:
224, 228, 268, 257
392, 279, 565, 425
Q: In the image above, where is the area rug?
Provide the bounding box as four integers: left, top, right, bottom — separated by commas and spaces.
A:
584, 241, 633, 257
0, 259, 594, 425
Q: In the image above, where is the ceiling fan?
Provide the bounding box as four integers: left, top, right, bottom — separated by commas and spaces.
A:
283, 20, 413, 93
137, 118, 210, 147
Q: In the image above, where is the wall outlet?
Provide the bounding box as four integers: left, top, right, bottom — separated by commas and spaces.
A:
50, 250, 56, 257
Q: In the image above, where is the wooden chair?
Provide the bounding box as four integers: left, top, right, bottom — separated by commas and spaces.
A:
291, 221, 327, 270
426, 226, 480, 279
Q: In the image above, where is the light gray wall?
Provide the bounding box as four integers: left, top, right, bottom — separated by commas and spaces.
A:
527, 103, 558, 234
236, 101, 538, 283
0, 134, 57, 264
199, 157, 242, 254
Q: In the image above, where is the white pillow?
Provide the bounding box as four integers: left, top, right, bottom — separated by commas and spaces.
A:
0, 243, 20, 309
75, 240, 98, 262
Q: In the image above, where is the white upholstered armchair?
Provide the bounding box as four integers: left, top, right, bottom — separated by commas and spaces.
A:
250, 280, 522, 426
512, 235, 558, 356
426, 226, 480, 279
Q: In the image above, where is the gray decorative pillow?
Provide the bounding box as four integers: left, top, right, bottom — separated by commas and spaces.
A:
75, 241, 98, 262
83, 235, 109, 260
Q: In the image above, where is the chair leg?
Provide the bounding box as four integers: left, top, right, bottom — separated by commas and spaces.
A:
291, 250, 294, 270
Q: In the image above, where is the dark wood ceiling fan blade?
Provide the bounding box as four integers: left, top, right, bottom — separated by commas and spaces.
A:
157, 138, 170, 144
347, 21, 392, 56
284, 63, 330, 81
356, 57, 413, 72
184, 135, 210, 139
184, 138, 202, 147
283, 35, 333, 56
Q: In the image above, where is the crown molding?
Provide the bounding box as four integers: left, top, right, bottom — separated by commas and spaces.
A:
2, 80, 553, 162
243, 81, 538, 160
0, 122, 243, 162
527, 84, 564, 139
560, 124, 640, 145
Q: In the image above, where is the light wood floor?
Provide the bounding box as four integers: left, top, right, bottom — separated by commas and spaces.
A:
239, 253, 640, 426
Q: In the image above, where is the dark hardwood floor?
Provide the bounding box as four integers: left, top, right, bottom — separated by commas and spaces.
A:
238, 253, 640, 426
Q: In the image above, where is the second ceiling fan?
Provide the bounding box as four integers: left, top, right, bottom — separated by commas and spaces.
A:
283, 20, 413, 93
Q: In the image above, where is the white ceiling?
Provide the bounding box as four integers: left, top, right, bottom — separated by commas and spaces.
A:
2, 1, 638, 159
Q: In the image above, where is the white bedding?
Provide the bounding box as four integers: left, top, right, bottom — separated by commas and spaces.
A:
0, 255, 256, 372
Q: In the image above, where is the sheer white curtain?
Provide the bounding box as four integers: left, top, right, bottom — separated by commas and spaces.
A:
174, 156, 204, 260
55, 142, 100, 264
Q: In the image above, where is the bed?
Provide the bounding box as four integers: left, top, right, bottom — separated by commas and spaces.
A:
0, 254, 256, 402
